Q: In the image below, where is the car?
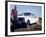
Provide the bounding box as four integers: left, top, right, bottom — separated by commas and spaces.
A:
18, 13, 39, 24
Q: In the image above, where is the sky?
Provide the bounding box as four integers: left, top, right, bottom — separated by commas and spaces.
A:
10, 5, 42, 17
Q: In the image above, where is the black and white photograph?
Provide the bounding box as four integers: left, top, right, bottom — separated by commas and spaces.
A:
5, 1, 45, 36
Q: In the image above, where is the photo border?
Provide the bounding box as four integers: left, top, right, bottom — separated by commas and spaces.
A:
5, 1, 45, 36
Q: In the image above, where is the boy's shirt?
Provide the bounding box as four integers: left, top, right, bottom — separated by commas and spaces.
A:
11, 9, 17, 16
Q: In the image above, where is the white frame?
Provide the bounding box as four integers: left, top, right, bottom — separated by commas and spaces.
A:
6, 1, 45, 36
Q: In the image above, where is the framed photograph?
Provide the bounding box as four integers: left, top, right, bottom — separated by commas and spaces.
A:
5, 1, 45, 36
